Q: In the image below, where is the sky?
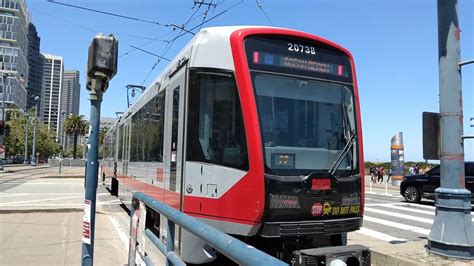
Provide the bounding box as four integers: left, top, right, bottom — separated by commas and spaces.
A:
26, 0, 473, 162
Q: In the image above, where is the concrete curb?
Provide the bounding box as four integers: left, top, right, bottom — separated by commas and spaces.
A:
0, 208, 83, 214
39, 175, 85, 178
371, 249, 420, 266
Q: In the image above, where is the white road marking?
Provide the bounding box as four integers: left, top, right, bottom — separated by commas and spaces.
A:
383, 204, 435, 216
365, 191, 402, 198
357, 227, 407, 242
393, 203, 474, 219
397, 203, 435, 209
0, 200, 121, 207
109, 216, 129, 251
363, 216, 430, 235
0, 194, 110, 205
0, 192, 108, 197
365, 207, 433, 224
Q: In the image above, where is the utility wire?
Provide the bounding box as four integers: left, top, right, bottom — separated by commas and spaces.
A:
140, 2, 205, 85
198, 1, 214, 31
169, 0, 243, 42
130, 46, 171, 61
255, 0, 273, 26
47, 0, 195, 36
31, 6, 170, 41
119, 30, 175, 58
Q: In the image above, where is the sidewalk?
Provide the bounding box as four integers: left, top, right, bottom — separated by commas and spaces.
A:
0, 211, 128, 265
0, 165, 129, 265
349, 232, 474, 265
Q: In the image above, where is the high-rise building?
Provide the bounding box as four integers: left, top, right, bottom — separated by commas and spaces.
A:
26, 22, 43, 110
0, 0, 30, 112
60, 70, 80, 148
40, 53, 63, 140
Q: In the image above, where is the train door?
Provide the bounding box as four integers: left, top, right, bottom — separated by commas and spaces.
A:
162, 63, 187, 254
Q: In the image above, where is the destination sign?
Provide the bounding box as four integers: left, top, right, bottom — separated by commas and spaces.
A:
252, 51, 348, 77
245, 36, 353, 82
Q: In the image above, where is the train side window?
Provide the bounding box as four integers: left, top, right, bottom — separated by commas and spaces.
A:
118, 125, 124, 161
147, 91, 165, 162
187, 70, 249, 170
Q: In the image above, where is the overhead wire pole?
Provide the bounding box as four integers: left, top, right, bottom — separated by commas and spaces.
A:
427, 0, 474, 259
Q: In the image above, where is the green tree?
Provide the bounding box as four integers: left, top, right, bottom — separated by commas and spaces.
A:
64, 114, 88, 159
5, 112, 59, 160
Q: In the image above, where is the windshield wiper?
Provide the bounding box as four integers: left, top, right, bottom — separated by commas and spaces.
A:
328, 129, 357, 176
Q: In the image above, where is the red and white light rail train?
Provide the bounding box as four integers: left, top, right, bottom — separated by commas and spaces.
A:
101, 26, 364, 264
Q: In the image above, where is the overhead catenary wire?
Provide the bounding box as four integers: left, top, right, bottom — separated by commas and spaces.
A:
255, 0, 273, 26
140, 2, 211, 85
31, 6, 172, 42
139, 0, 243, 85
47, 0, 195, 36
130, 46, 171, 61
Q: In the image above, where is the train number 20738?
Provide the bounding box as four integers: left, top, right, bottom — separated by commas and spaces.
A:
288, 43, 316, 54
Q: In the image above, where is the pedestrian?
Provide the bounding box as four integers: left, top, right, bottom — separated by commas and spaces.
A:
387, 168, 392, 183
415, 164, 420, 175
409, 165, 415, 175
377, 166, 384, 183
370, 166, 376, 183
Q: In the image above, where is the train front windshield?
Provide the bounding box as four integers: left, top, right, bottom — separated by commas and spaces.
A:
245, 36, 359, 176
253, 74, 357, 175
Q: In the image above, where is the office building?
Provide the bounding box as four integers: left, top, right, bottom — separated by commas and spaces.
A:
0, 0, 29, 112
40, 53, 63, 140
26, 22, 42, 110
60, 70, 80, 148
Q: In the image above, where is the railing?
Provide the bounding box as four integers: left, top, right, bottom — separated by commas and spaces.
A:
129, 192, 287, 266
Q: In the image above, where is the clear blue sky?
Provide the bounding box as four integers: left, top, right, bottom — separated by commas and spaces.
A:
27, 0, 473, 162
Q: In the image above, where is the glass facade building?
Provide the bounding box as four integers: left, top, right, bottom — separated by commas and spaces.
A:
27, 22, 42, 110
40, 53, 63, 140
60, 70, 80, 148
0, 0, 29, 111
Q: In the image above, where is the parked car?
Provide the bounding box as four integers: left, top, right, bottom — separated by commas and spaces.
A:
400, 162, 474, 203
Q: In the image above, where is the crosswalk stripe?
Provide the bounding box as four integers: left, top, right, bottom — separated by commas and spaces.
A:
383, 204, 434, 216
365, 207, 433, 224
393, 203, 474, 220
398, 203, 435, 210
363, 216, 430, 235
357, 227, 406, 242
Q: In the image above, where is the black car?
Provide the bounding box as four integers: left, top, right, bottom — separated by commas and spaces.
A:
400, 162, 474, 203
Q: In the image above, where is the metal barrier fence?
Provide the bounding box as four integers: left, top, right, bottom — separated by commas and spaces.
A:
129, 192, 287, 266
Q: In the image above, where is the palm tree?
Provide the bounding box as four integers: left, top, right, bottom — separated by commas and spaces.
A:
64, 114, 88, 159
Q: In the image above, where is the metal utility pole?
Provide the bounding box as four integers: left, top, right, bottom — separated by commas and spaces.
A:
24, 113, 29, 164
60, 110, 66, 157
427, 0, 474, 259
81, 34, 117, 266
0, 73, 9, 171
31, 96, 39, 166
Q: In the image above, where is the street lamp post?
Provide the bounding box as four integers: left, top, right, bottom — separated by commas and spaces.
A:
60, 110, 66, 158
31, 96, 39, 166
0, 73, 10, 171
23, 113, 29, 164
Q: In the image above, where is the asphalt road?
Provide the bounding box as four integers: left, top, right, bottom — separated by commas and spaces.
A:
358, 185, 474, 245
